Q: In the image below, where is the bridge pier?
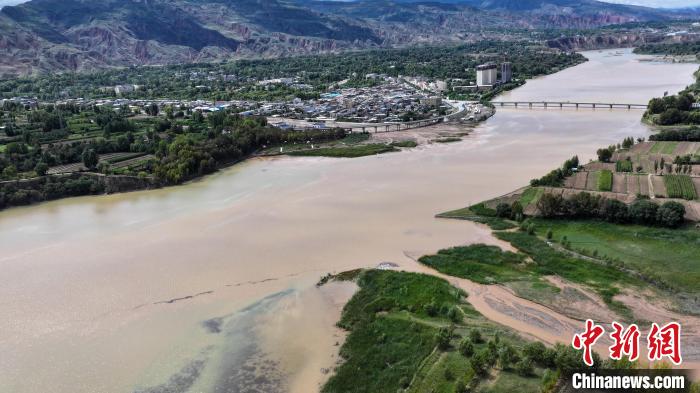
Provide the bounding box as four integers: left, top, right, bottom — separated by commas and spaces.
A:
576, 103, 579, 109
559, 103, 563, 108
609, 104, 613, 109
544, 102, 548, 108
593, 103, 596, 109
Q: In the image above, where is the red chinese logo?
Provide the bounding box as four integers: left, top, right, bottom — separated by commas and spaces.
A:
647, 322, 682, 365
609, 322, 640, 362
572, 321, 682, 366
572, 319, 605, 366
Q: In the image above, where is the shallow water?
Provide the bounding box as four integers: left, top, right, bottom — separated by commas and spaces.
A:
0, 49, 696, 392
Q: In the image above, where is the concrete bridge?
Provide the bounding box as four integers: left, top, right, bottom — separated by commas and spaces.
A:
493, 101, 648, 110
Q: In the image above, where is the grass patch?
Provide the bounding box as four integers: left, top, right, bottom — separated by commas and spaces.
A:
533, 219, 700, 295
288, 144, 398, 158
615, 160, 633, 173
483, 370, 546, 393
519, 187, 544, 207
597, 170, 613, 192
419, 244, 531, 284
649, 142, 679, 155
391, 140, 418, 148
663, 175, 697, 200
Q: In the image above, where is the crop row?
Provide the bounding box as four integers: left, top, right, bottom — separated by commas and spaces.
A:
663, 175, 697, 200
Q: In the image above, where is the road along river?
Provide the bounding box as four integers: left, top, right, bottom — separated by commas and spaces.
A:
0, 49, 697, 392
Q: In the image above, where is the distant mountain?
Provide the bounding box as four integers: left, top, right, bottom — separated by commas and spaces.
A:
0, 0, 691, 77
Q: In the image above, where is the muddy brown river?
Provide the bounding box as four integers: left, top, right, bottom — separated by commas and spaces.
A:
0, 49, 697, 392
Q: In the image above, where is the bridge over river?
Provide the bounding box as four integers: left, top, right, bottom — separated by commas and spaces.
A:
493, 101, 648, 110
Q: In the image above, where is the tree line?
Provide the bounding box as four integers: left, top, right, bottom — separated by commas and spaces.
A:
534, 192, 686, 228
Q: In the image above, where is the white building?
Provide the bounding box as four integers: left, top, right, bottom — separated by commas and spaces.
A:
476, 64, 497, 87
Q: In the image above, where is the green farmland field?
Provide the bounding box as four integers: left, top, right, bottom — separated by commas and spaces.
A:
533, 219, 700, 294
649, 142, 679, 155
663, 175, 697, 200
598, 170, 613, 192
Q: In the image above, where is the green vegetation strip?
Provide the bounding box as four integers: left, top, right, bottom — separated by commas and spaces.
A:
287, 144, 398, 158
438, 204, 517, 230
649, 142, 678, 155
434, 137, 462, 143
391, 140, 418, 148
519, 187, 544, 207
597, 170, 612, 192
419, 244, 531, 284
534, 219, 700, 295
663, 175, 697, 200
615, 160, 632, 173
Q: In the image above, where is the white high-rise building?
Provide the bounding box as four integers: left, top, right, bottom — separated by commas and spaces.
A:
476, 64, 497, 87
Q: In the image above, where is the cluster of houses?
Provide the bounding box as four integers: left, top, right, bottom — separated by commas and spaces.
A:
248, 80, 447, 123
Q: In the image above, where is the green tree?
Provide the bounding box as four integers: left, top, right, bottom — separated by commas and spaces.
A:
515, 357, 534, 376
459, 338, 474, 357
497, 344, 518, 370
34, 162, 49, 176
471, 349, 491, 376
2, 164, 17, 179
447, 306, 462, 323
495, 203, 512, 218
596, 147, 613, 162
82, 149, 99, 170
436, 326, 454, 351
469, 329, 483, 344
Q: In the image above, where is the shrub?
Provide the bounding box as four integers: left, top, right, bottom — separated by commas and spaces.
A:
656, 201, 685, 228
436, 326, 454, 350
628, 199, 658, 225
459, 339, 474, 357
469, 329, 483, 344
515, 357, 534, 376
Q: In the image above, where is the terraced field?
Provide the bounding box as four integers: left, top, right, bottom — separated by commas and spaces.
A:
585, 170, 599, 191
649, 141, 679, 155
664, 175, 698, 200
612, 173, 627, 193
651, 175, 667, 198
